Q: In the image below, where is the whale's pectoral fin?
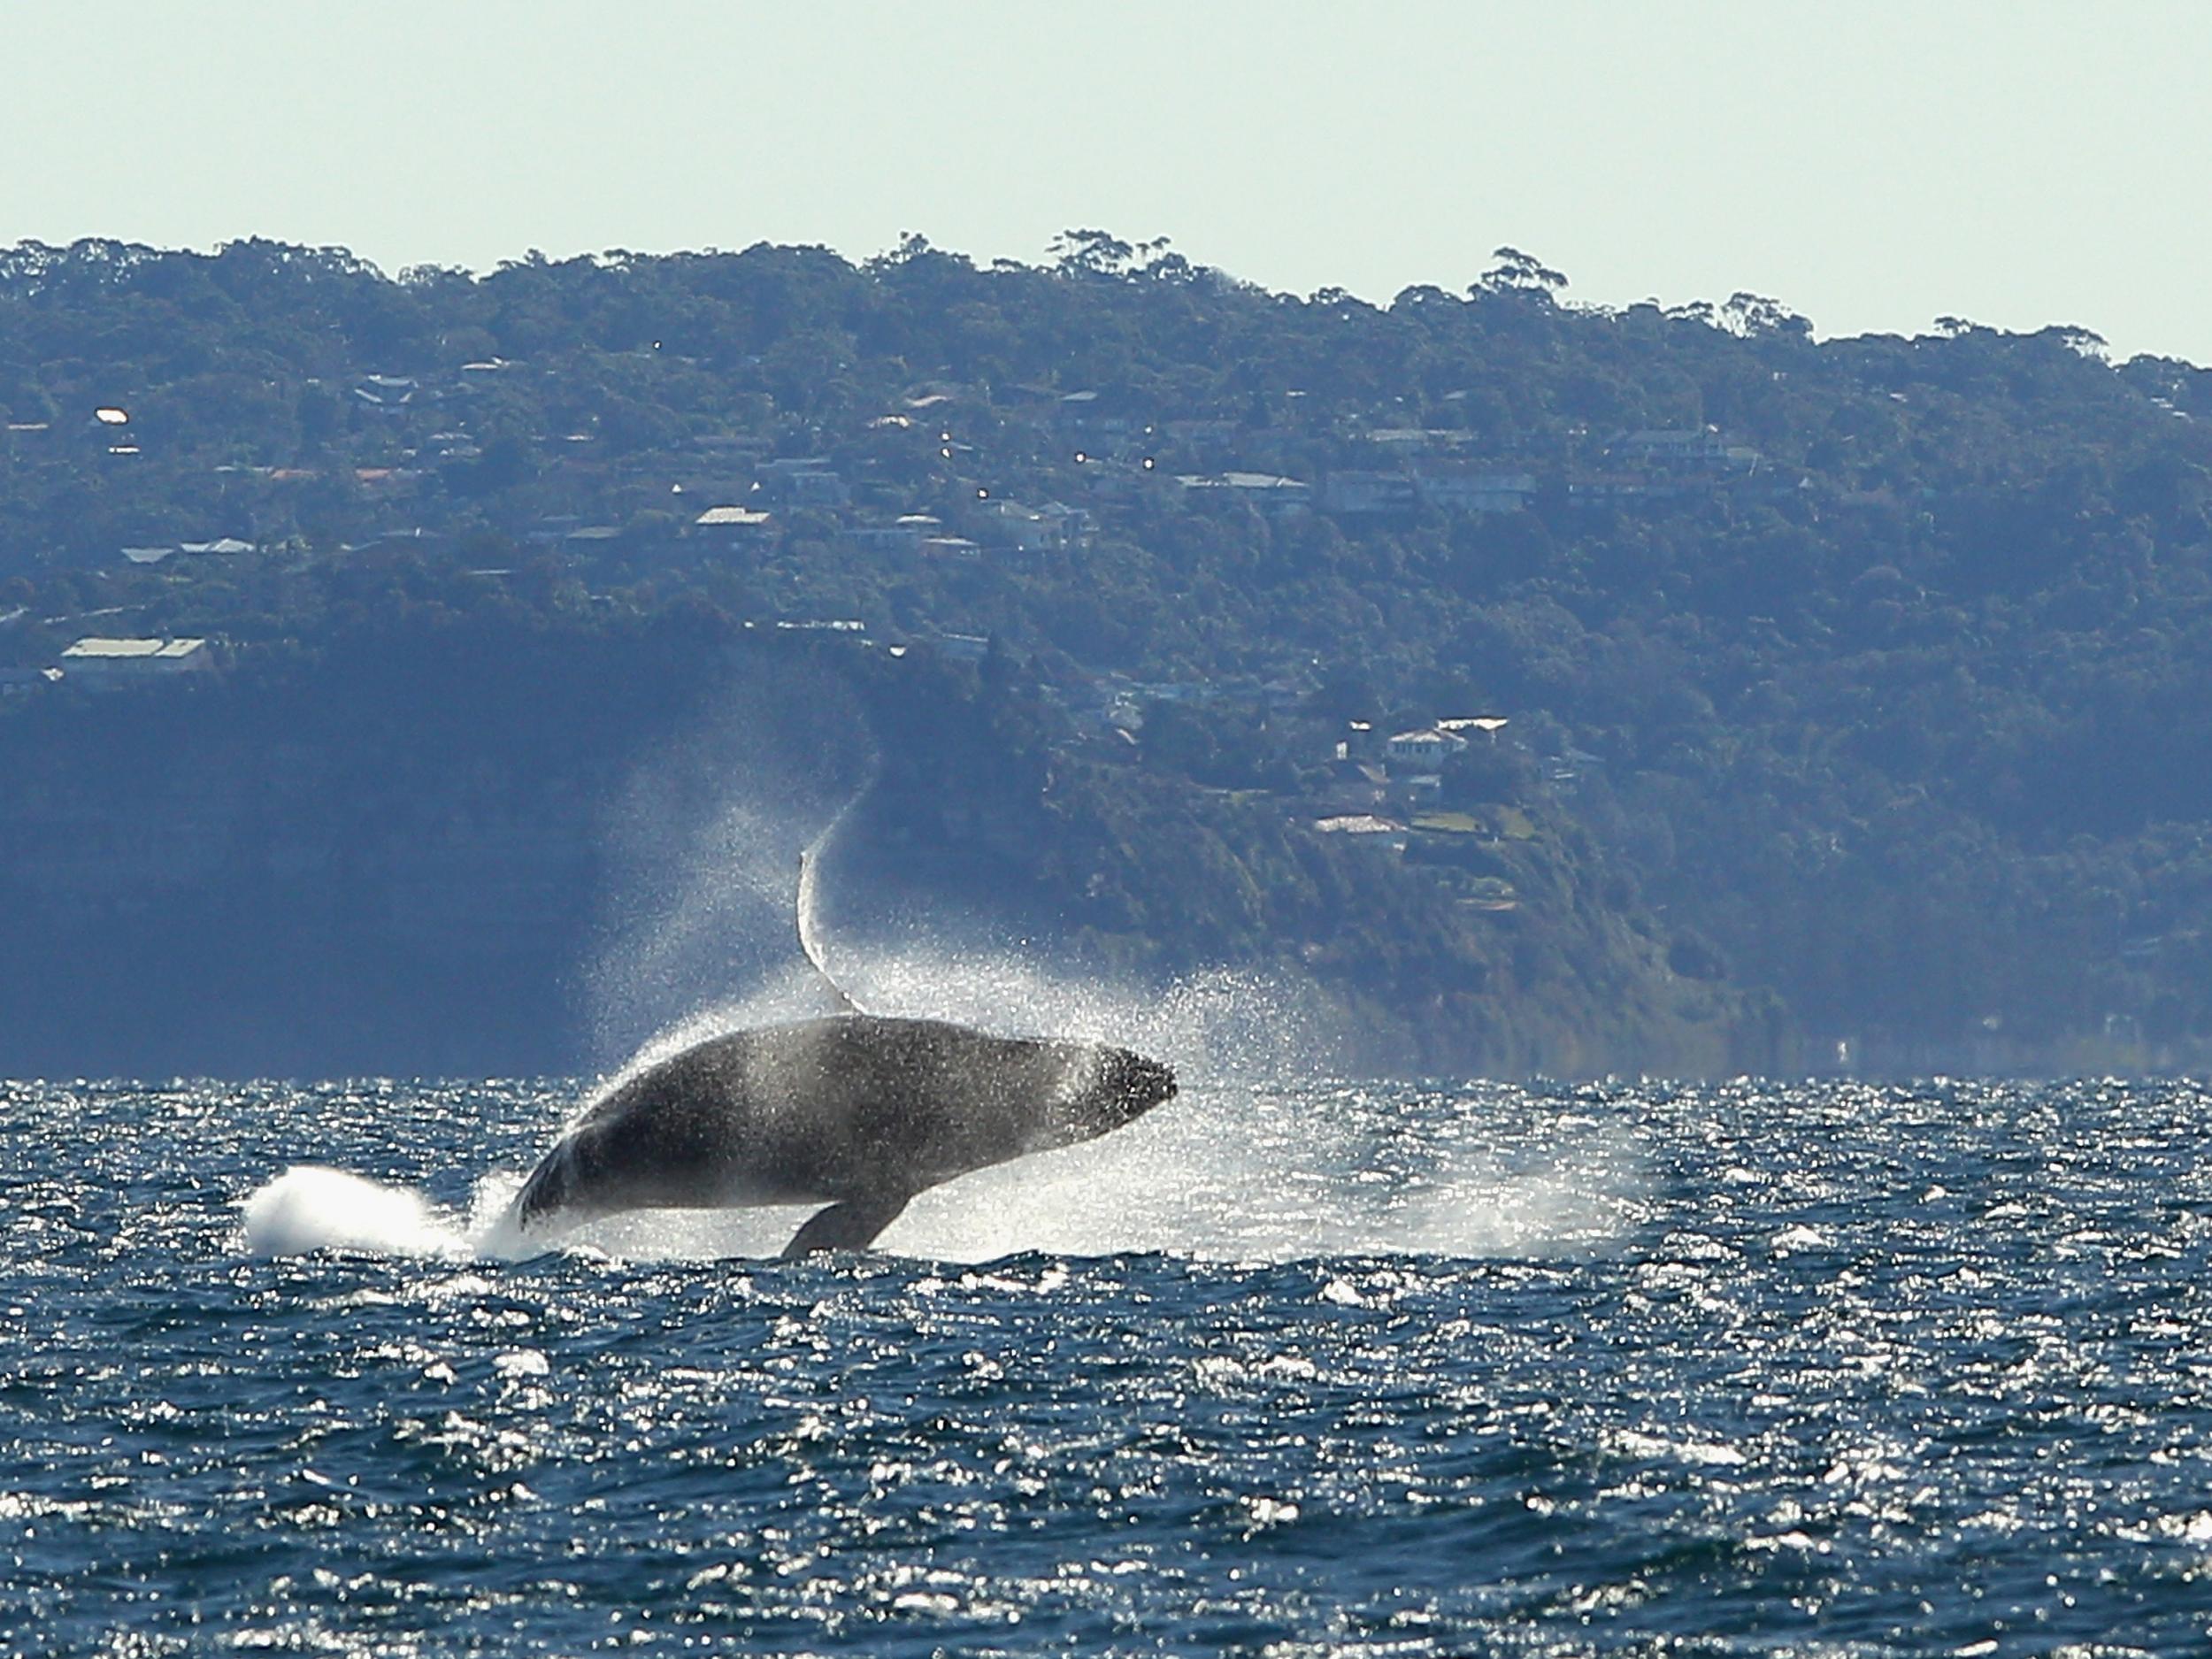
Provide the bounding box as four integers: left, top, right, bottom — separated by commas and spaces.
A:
780, 1190, 911, 1259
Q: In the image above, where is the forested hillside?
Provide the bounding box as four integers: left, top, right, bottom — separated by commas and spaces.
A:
5, 233, 2211, 1071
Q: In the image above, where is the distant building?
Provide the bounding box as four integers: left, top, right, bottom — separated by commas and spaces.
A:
1414, 467, 1534, 514
749, 457, 849, 508
1386, 728, 1469, 771
692, 505, 776, 542
1607, 427, 1759, 473
352, 374, 419, 411
1313, 814, 1404, 837
1176, 472, 1313, 514
852, 515, 940, 554
1037, 501, 1094, 542
983, 499, 1092, 552
1363, 427, 1464, 455
1567, 472, 1661, 507
1610, 427, 1723, 464
1321, 471, 1420, 516
59, 637, 212, 687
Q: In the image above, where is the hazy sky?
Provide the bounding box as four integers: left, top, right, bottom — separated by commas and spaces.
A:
5, 1, 2208, 362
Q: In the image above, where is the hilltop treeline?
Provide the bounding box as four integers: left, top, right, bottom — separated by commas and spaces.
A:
5, 233, 2212, 1068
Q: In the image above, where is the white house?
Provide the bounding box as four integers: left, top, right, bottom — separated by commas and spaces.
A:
1386, 727, 1470, 771
693, 505, 776, 546
60, 637, 212, 687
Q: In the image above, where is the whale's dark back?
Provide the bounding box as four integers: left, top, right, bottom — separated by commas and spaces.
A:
511, 1014, 1176, 1233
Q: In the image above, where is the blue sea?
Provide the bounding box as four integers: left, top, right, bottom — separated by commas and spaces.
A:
6, 1071, 2212, 1655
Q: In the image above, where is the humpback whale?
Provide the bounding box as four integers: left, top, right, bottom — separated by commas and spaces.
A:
510, 851, 1177, 1257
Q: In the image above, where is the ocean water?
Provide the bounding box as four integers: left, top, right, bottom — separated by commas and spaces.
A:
5, 1072, 2212, 1655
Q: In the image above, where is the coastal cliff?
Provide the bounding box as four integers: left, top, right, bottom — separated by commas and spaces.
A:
0, 613, 1769, 1079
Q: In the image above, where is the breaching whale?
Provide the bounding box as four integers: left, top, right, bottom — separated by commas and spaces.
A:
508, 853, 1177, 1257
510, 1014, 1175, 1256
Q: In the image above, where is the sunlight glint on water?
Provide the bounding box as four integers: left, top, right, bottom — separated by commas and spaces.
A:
12, 1075, 2212, 1655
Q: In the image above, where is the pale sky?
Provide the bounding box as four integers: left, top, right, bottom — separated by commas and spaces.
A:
4, 1, 2208, 362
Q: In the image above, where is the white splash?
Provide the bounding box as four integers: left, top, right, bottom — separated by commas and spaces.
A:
241, 1166, 472, 1259
241, 1164, 555, 1263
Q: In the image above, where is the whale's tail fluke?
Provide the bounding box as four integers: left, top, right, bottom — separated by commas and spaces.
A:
796, 844, 864, 1016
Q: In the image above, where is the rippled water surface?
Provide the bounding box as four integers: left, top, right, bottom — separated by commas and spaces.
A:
7, 1075, 2212, 1655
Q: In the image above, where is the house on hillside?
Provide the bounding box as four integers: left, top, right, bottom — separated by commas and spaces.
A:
352, 374, 419, 411
851, 513, 941, 554
1386, 727, 1469, 772
1322, 471, 1420, 515
1037, 501, 1094, 545
1414, 466, 1535, 513
1177, 472, 1313, 515
1608, 427, 1760, 473
982, 498, 1093, 552
1567, 472, 1660, 507
1313, 813, 1406, 846
981, 500, 1058, 553
59, 637, 212, 687
692, 505, 777, 546
1055, 388, 1143, 434
750, 457, 849, 508
1363, 427, 1469, 456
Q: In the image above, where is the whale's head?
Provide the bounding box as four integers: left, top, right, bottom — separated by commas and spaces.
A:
1046, 1042, 1177, 1146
